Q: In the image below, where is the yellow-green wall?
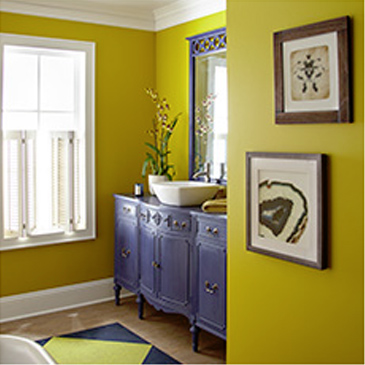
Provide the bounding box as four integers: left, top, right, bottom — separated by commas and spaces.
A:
0, 12, 156, 296
156, 12, 226, 180
1, 4, 364, 364
227, 1, 364, 364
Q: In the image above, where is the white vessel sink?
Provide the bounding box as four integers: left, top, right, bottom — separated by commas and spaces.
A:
151, 181, 221, 207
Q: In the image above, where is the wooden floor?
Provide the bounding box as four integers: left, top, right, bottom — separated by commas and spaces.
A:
0, 296, 226, 364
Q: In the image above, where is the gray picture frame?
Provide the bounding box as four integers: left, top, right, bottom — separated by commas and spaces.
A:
246, 152, 326, 269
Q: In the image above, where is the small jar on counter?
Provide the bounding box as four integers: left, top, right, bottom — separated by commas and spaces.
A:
134, 183, 144, 197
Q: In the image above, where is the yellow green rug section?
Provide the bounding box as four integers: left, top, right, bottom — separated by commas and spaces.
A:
44, 337, 152, 364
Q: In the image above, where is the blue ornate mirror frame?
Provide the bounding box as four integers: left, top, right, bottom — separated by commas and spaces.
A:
187, 27, 227, 184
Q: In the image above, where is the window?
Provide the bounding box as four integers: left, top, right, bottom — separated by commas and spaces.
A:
0, 34, 95, 250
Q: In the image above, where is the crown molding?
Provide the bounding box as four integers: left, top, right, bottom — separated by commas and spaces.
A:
154, 0, 226, 31
0, 0, 226, 32
0, 0, 156, 31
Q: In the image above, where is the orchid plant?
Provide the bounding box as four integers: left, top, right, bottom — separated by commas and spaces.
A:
142, 88, 181, 181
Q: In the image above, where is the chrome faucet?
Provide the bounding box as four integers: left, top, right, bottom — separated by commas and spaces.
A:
192, 162, 211, 182
219, 162, 226, 181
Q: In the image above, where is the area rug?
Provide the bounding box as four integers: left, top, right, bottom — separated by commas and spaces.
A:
37, 322, 180, 364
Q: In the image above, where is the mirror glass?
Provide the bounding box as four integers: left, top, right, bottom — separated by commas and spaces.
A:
195, 52, 227, 180
188, 28, 227, 183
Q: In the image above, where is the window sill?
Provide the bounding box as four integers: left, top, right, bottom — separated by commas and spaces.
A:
0, 231, 96, 251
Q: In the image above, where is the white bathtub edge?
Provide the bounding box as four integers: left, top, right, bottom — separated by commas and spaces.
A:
0, 334, 56, 364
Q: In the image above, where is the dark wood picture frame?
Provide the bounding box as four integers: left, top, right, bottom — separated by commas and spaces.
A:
246, 152, 326, 269
274, 16, 351, 124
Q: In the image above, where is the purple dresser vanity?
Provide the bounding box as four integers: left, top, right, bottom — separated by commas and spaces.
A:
114, 194, 226, 351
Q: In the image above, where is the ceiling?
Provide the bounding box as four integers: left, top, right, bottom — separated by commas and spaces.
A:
0, 0, 226, 31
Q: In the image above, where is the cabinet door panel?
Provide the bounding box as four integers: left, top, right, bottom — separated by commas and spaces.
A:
197, 242, 226, 329
140, 226, 156, 296
159, 234, 190, 305
115, 217, 138, 290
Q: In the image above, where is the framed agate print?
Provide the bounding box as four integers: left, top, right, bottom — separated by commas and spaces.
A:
246, 152, 326, 269
274, 16, 351, 124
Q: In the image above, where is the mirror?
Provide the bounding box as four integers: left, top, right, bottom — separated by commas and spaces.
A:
188, 28, 227, 183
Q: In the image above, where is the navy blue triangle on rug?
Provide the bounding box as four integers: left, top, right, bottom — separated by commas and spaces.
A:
37, 322, 180, 364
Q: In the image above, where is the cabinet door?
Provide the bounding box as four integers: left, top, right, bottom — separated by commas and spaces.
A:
158, 233, 190, 307
197, 242, 226, 331
140, 226, 156, 297
115, 219, 139, 291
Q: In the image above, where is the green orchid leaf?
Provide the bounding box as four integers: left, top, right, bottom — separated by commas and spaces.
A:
145, 142, 161, 156
148, 153, 159, 171
141, 157, 152, 177
162, 114, 180, 144
142, 152, 159, 177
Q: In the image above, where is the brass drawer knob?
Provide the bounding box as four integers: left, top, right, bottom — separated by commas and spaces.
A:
204, 280, 219, 294
173, 220, 179, 227
181, 222, 187, 228
152, 261, 160, 269
121, 248, 131, 258
212, 227, 219, 235
206, 226, 212, 233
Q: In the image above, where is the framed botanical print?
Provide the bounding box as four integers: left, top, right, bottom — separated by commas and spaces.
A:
274, 16, 351, 124
246, 152, 326, 269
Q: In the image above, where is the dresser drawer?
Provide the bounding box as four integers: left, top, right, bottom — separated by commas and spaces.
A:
115, 198, 138, 221
197, 218, 226, 241
169, 212, 191, 232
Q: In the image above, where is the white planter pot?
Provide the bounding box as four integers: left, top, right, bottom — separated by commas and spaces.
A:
148, 174, 168, 195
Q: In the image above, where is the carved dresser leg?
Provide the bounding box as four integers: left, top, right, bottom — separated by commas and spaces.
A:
113, 283, 121, 306
190, 324, 200, 352
137, 294, 145, 319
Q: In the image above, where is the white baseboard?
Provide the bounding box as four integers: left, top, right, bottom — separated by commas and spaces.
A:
0, 278, 133, 323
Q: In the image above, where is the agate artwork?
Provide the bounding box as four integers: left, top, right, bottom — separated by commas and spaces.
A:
258, 180, 308, 244
246, 152, 326, 270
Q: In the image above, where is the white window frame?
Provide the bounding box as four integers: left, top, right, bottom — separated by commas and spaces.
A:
0, 33, 95, 251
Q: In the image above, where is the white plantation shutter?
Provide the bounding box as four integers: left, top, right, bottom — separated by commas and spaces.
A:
26, 135, 36, 233
1, 34, 95, 250
3, 135, 20, 238
3, 132, 35, 238
67, 133, 75, 232
51, 132, 78, 232
52, 137, 58, 228
52, 135, 67, 230
73, 136, 86, 231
